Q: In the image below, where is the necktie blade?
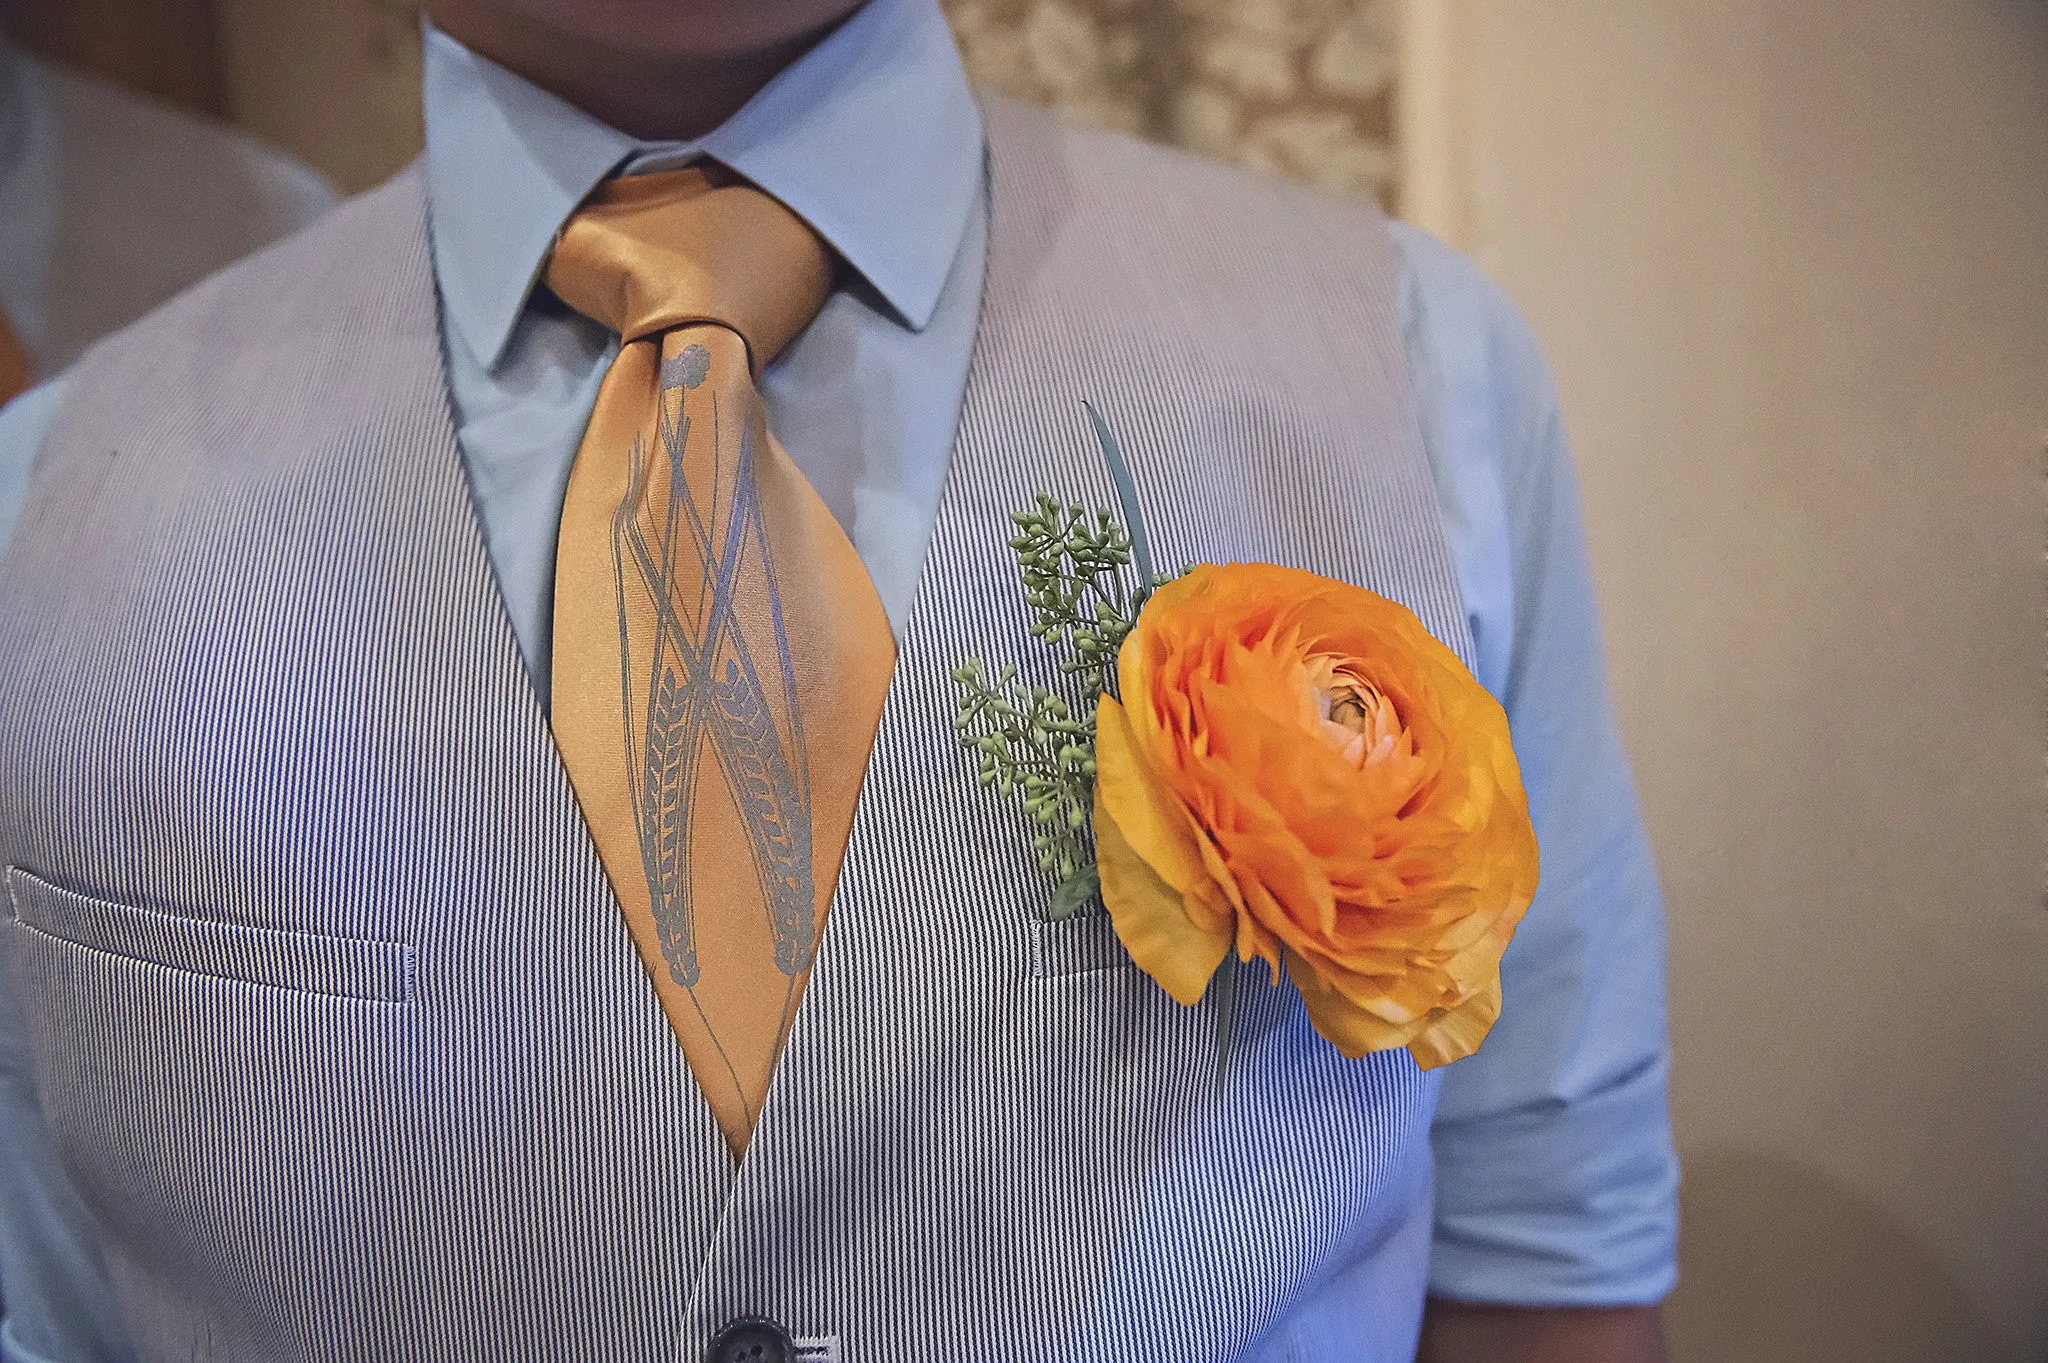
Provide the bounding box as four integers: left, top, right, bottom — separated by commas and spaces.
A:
548, 179, 893, 1156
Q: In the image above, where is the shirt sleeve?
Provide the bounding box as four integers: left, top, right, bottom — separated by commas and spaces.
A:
0, 374, 137, 1362
1389, 221, 1680, 1307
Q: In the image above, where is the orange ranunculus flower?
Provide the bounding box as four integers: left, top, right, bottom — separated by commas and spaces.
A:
1093, 563, 1539, 1069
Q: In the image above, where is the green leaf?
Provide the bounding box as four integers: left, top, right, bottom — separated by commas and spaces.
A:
1083, 400, 1156, 604
1049, 865, 1101, 921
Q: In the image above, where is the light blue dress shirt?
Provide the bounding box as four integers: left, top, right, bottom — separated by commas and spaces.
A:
0, 0, 1677, 1354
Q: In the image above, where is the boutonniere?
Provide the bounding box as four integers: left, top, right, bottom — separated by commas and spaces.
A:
955, 406, 1539, 1069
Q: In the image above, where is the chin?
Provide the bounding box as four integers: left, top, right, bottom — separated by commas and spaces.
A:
502, 0, 868, 58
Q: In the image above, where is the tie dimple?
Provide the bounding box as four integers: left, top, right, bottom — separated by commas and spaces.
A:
547, 168, 832, 367
545, 169, 895, 1157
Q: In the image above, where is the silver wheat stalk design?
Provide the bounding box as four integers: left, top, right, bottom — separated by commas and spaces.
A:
613, 343, 818, 990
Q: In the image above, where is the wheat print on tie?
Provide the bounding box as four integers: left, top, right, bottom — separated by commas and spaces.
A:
546, 170, 896, 1155
621, 344, 815, 995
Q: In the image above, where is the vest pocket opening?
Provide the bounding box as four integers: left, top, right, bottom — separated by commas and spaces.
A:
1027, 911, 1135, 979
3, 866, 414, 1003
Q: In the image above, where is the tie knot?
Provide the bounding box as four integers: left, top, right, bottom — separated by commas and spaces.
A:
545, 167, 833, 373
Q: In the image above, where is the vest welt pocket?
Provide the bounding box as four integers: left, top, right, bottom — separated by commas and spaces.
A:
1027, 910, 1137, 979
3, 866, 414, 1004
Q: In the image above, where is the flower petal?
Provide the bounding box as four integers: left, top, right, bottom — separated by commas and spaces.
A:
1404, 975, 1503, 1070
1285, 948, 1431, 1057
1096, 782, 1230, 1006
1096, 696, 1212, 905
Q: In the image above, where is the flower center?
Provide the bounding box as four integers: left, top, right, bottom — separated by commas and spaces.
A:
1324, 687, 1373, 734
1310, 672, 1408, 771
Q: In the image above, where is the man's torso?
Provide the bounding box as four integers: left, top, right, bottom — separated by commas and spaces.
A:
0, 101, 1470, 1362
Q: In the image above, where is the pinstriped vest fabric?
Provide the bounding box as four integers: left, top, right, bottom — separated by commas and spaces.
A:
0, 100, 1473, 1362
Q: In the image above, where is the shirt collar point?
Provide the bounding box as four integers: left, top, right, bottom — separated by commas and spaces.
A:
430, 225, 543, 374
874, 268, 946, 335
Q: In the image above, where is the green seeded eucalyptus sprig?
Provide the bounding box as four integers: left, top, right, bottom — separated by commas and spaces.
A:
951, 404, 1162, 920
1009, 495, 1147, 701
951, 404, 1183, 926
952, 405, 1239, 1075
950, 659, 1105, 918
952, 490, 1143, 920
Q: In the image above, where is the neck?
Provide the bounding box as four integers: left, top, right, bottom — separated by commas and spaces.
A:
427, 6, 850, 143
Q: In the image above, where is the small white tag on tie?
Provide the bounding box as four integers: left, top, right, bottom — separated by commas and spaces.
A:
793, 1337, 840, 1362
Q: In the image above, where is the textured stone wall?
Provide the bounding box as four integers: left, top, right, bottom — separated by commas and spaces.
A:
942, 0, 1400, 206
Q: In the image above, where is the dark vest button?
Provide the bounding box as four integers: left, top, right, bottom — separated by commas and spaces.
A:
707, 1317, 794, 1363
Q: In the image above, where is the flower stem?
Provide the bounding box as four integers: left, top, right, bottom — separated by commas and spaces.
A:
1213, 955, 1237, 1086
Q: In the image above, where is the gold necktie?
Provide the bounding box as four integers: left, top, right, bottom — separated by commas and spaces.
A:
546, 170, 895, 1155
0, 302, 31, 406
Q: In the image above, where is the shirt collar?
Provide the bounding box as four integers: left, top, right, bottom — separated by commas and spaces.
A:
423, 0, 982, 372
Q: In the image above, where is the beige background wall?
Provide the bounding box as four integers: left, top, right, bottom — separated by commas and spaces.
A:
27, 1, 2046, 1358
1447, 2, 2046, 1359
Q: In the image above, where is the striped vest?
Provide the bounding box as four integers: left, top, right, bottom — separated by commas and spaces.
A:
0, 100, 1473, 1362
